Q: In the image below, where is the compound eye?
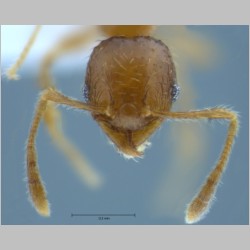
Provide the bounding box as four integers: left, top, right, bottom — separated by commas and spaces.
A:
171, 83, 180, 102
82, 84, 89, 102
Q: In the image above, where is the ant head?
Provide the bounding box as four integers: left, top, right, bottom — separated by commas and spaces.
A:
85, 36, 178, 157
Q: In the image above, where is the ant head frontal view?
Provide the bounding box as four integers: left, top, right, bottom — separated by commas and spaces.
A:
6, 25, 238, 224
85, 35, 179, 158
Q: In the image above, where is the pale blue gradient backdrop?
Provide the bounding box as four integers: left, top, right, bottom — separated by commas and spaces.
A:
1, 25, 249, 225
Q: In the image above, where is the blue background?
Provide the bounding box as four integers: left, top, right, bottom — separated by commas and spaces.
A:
1, 25, 249, 225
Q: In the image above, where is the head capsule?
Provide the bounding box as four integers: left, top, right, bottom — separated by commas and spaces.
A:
85, 36, 177, 157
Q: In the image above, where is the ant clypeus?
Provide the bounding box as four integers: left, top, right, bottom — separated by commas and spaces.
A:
6, 25, 238, 224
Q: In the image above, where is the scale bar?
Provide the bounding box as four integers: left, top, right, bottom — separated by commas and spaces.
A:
71, 213, 136, 217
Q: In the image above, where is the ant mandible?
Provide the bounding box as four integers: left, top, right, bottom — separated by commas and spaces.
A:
7, 25, 238, 224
